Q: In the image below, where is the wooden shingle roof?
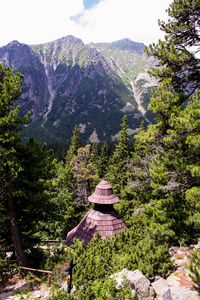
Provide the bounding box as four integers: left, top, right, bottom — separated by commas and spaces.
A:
65, 179, 126, 246
88, 179, 119, 204
66, 207, 126, 246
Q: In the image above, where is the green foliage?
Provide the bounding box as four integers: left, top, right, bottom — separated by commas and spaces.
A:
2, 3, 200, 292
66, 224, 172, 298
121, 75, 200, 244
92, 277, 133, 300
65, 125, 81, 164
98, 141, 109, 178
90, 141, 109, 179
47, 141, 69, 161
106, 115, 129, 194
187, 242, 200, 292
51, 161, 80, 239
70, 144, 99, 208
12, 138, 57, 246
0, 64, 30, 266
49, 290, 76, 299
145, 0, 200, 96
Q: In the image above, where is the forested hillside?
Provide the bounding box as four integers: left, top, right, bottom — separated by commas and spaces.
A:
1, 0, 200, 299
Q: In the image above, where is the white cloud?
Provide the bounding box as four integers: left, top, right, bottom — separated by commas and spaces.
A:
0, 0, 84, 46
72, 0, 172, 45
0, 0, 172, 47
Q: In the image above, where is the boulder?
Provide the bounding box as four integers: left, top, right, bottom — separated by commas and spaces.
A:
152, 278, 169, 296
111, 268, 155, 300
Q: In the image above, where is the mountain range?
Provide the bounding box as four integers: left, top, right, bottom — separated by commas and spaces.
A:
0, 35, 158, 144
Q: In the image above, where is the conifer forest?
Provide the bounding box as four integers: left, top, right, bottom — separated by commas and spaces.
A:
1, 0, 200, 298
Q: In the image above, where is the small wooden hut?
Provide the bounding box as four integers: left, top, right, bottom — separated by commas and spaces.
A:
65, 179, 126, 246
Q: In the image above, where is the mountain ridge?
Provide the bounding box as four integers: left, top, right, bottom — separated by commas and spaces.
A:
0, 35, 158, 144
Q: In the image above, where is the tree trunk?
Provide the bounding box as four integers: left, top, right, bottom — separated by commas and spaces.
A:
6, 164, 29, 267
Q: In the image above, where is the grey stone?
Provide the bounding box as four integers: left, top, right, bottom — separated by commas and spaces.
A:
111, 269, 155, 300
166, 275, 181, 287
0, 291, 14, 299
152, 278, 169, 295
161, 288, 173, 300
19, 282, 30, 291
170, 286, 200, 300
128, 269, 155, 299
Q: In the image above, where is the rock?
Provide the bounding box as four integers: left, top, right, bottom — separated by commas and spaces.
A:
41, 288, 51, 298
180, 246, 190, 251
170, 286, 200, 300
20, 282, 30, 291
32, 283, 40, 291
31, 291, 41, 298
129, 269, 155, 299
157, 286, 200, 300
0, 291, 14, 299
111, 268, 155, 300
154, 276, 164, 281
160, 288, 173, 300
58, 281, 68, 292
152, 278, 169, 295
174, 259, 189, 268
166, 274, 181, 287
10, 296, 21, 300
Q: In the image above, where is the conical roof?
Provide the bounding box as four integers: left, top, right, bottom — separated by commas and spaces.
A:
65, 179, 126, 247
66, 206, 126, 246
88, 179, 119, 204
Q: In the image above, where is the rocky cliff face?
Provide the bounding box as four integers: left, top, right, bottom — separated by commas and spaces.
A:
0, 36, 158, 144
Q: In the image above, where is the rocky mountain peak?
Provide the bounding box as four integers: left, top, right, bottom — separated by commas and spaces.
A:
0, 35, 158, 144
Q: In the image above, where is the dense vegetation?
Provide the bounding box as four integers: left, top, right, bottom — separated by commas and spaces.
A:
1, 0, 200, 298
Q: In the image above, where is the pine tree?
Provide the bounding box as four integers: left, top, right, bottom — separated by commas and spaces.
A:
90, 142, 99, 166
145, 0, 200, 96
13, 138, 57, 245
117, 121, 154, 226
106, 115, 129, 194
127, 0, 200, 244
98, 141, 109, 178
129, 81, 200, 244
66, 125, 81, 164
51, 160, 79, 239
70, 145, 99, 208
0, 65, 29, 266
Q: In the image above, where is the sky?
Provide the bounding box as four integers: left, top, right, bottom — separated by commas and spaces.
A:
0, 0, 172, 48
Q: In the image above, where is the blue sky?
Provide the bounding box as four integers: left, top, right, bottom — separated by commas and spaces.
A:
0, 0, 172, 47
83, 0, 101, 9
